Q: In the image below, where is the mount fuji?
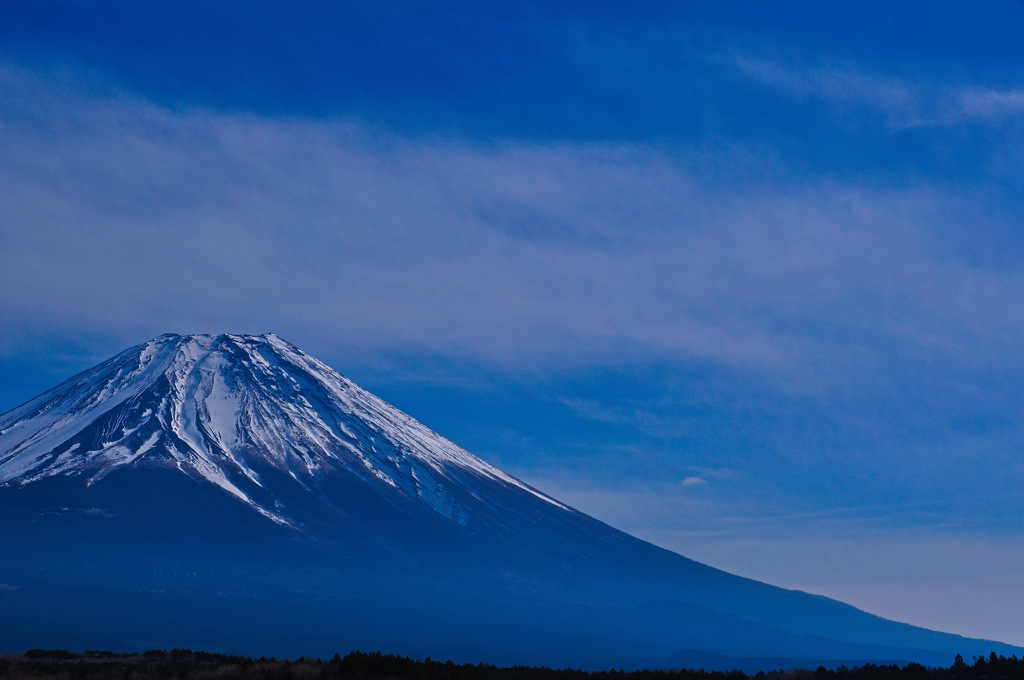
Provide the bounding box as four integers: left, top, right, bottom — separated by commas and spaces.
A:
0, 334, 1017, 669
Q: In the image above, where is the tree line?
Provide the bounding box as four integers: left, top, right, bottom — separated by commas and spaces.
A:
1, 649, 1023, 680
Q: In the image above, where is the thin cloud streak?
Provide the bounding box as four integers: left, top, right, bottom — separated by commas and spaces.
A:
728, 54, 1024, 129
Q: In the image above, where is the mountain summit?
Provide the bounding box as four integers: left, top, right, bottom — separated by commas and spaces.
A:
0, 333, 563, 527
0, 335, 1019, 669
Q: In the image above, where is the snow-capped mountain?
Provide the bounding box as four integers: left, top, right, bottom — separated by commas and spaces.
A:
0, 334, 1019, 670
0, 333, 563, 528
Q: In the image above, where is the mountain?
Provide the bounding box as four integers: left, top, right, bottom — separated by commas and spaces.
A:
0, 334, 1017, 669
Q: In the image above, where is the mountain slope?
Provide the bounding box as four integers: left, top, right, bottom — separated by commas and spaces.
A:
0, 334, 1017, 669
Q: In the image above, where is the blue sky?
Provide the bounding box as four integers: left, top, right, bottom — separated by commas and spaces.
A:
3, 0, 1024, 645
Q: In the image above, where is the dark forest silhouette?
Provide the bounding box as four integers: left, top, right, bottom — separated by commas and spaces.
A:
2, 649, 1022, 680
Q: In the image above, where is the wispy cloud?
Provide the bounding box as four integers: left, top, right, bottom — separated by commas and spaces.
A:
4, 64, 1022, 378
728, 54, 1024, 129
956, 87, 1024, 121
559, 398, 632, 424
729, 55, 920, 126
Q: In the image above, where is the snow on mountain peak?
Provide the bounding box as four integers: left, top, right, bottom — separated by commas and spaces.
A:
0, 333, 566, 525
